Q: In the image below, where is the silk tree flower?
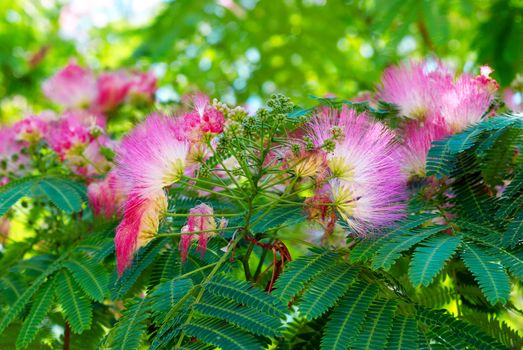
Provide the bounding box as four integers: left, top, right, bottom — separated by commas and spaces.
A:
13, 115, 49, 144
93, 71, 131, 112
503, 88, 523, 113
0, 127, 31, 183
183, 93, 225, 141
377, 60, 451, 121
115, 190, 168, 274
179, 204, 224, 261
87, 171, 125, 219
439, 73, 496, 133
401, 116, 450, 177
42, 60, 97, 109
114, 115, 189, 273
126, 71, 157, 103
45, 112, 94, 161
81, 136, 117, 177
307, 107, 406, 234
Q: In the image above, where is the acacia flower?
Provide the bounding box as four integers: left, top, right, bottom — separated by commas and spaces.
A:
183, 93, 225, 141
13, 115, 49, 144
439, 73, 495, 133
126, 71, 157, 103
45, 112, 94, 161
42, 60, 97, 109
307, 107, 406, 234
377, 60, 451, 121
0, 127, 31, 182
93, 71, 131, 112
87, 171, 125, 219
179, 203, 218, 261
503, 88, 522, 113
115, 191, 167, 274
114, 115, 189, 273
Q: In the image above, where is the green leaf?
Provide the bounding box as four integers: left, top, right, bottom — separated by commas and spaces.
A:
426, 137, 455, 179
194, 294, 282, 337
409, 234, 463, 287
16, 279, 55, 349
55, 270, 92, 334
273, 248, 338, 301
461, 243, 511, 305
0, 177, 35, 216
0, 258, 61, 334
64, 257, 109, 302
38, 178, 82, 213
299, 265, 359, 319
351, 299, 397, 350
372, 225, 449, 270
502, 210, 523, 248
321, 281, 379, 350
149, 278, 193, 319
385, 315, 418, 350
106, 298, 149, 350
182, 317, 264, 350
205, 275, 285, 317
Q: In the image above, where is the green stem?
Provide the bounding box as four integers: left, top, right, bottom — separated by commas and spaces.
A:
156, 226, 243, 237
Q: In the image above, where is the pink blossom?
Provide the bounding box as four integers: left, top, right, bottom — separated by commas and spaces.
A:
45, 112, 94, 161
87, 171, 125, 219
439, 74, 495, 133
307, 107, 406, 233
93, 71, 131, 112
0, 127, 30, 181
401, 116, 450, 176
13, 115, 48, 144
42, 60, 97, 109
377, 60, 452, 121
115, 190, 167, 274
82, 136, 116, 176
114, 114, 189, 199
503, 88, 523, 113
182, 93, 225, 140
126, 71, 157, 103
180, 204, 217, 261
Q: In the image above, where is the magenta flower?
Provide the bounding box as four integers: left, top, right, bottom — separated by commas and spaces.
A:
307, 107, 406, 234
87, 171, 125, 219
0, 127, 31, 183
183, 93, 225, 141
126, 71, 157, 103
45, 112, 94, 161
42, 60, 97, 109
377, 60, 451, 121
180, 204, 218, 261
115, 191, 167, 274
439, 74, 495, 133
93, 71, 131, 112
503, 88, 523, 113
13, 115, 49, 144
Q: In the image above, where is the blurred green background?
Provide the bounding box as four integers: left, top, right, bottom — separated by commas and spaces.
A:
1, 0, 522, 119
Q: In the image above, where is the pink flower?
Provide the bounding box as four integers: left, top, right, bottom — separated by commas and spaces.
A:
126, 71, 157, 103
45, 112, 94, 161
179, 204, 218, 261
401, 116, 450, 176
503, 88, 523, 113
82, 136, 116, 176
13, 115, 48, 144
439, 74, 495, 133
87, 171, 125, 219
182, 93, 225, 140
93, 71, 131, 112
377, 60, 451, 121
0, 217, 9, 244
115, 190, 167, 274
0, 127, 30, 181
42, 60, 97, 109
115, 114, 189, 199
307, 107, 406, 233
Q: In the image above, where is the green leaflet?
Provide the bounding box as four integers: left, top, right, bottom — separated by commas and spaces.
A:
55, 270, 92, 334
351, 299, 398, 350
273, 248, 338, 301
299, 265, 359, 319
38, 177, 82, 213
320, 281, 379, 350
16, 279, 55, 350
104, 298, 149, 350
385, 315, 418, 350
461, 243, 511, 305
64, 258, 109, 302
409, 234, 463, 287
182, 317, 264, 350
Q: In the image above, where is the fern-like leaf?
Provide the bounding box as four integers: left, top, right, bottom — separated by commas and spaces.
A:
385, 315, 418, 350
0, 177, 35, 216
182, 317, 264, 350
461, 243, 511, 305
149, 278, 193, 320
320, 281, 379, 350
351, 299, 397, 350
205, 275, 285, 317
55, 270, 92, 334
64, 257, 108, 302
16, 279, 55, 349
299, 265, 359, 319
38, 177, 82, 213
502, 210, 523, 248
409, 234, 463, 287
372, 225, 449, 270
194, 294, 282, 337
273, 248, 338, 301
105, 298, 149, 350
